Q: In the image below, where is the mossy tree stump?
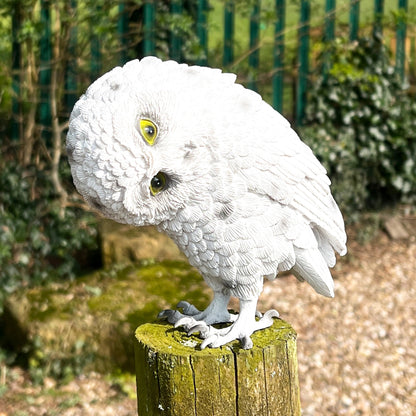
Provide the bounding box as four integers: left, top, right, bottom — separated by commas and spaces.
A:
135, 319, 301, 415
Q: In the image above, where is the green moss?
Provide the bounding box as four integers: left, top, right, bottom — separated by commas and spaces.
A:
3, 259, 214, 375
137, 261, 209, 307
87, 260, 210, 325
126, 301, 164, 327
24, 259, 210, 329
135, 318, 296, 356
250, 319, 296, 348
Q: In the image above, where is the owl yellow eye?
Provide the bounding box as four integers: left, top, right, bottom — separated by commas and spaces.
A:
150, 172, 167, 196
139, 119, 158, 145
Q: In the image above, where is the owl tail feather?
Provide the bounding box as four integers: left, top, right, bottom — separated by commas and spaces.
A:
291, 247, 335, 298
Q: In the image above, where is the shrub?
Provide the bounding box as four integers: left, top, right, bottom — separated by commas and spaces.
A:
0, 159, 99, 311
301, 34, 416, 220
29, 337, 95, 385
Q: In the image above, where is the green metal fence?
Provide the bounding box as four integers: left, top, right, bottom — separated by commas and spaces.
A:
9, 0, 415, 141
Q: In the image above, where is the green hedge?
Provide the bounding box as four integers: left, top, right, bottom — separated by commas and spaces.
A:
301, 34, 416, 221
0, 160, 99, 311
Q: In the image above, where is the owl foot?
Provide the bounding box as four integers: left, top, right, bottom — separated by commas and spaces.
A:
199, 309, 279, 349
182, 309, 263, 338
158, 301, 205, 324
158, 291, 234, 327
158, 295, 279, 349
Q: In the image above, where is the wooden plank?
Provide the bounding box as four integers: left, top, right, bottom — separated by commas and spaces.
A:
263, 341, 292, 415
384, 217, 409, 240
235, 346, 268, 415
191, 351, 237, 415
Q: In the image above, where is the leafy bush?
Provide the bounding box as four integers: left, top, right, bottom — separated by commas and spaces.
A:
0, 160, 99, 311
301, 34, 416, 220
29, 336, 95, 385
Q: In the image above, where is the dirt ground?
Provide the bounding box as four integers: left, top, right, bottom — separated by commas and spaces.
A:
0, 226, 415, 415
261, 229, 416, 416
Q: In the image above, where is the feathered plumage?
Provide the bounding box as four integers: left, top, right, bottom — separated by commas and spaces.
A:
66, 57, 346, 349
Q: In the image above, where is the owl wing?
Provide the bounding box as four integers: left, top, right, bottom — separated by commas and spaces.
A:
229, 103, 347, 297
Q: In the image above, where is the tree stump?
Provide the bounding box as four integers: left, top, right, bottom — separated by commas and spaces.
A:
134, 319, 301, 415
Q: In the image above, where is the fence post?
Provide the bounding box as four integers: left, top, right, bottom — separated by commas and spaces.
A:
248, 0, 261, 91
410, 36, 416, 81
118, 2, 129, 65
395, 0, 408, 82
170, 0, 183, 62
11, 3, 21, 141
90, 5, 102, 80
196, 0, 209, 66
223, 1, 235, 67
373, 0, 384, 37
322, 0, 336, 78
135, 319, 301, 415
349, 0, 360, 41
65, 0, 78, 113
296, 0, 310, 126
39, 0, 52, 141
143, 0, 156, 56
324, 0, 336, 42
273, 0, 285, 113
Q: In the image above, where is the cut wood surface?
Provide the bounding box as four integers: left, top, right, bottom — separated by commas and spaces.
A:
135, 319, 301, 416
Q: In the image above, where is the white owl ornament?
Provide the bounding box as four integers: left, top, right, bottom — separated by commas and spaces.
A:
66, 57, 347, 349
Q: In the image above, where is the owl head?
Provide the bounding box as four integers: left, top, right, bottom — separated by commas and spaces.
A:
66, 57, 266, 226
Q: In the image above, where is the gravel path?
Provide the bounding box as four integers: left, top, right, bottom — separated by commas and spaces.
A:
259, 230, 416, 416
1, 228, 415, 415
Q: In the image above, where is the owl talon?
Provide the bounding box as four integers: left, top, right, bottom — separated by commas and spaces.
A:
256, 309, 279, 328
199, 329, 253, 349
241, 335, 253, 349
265, 309, 279, 319
200, 334, 219, 350
177, 301, 201, 315
197, 306, 279, 349
187, 322, 212, 338
158, 309, 183, 323
174, 318, 212, 338
174, 316, 197, 330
